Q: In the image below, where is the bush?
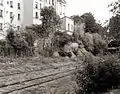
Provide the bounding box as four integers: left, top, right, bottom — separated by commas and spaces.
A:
76, 56, 120, 94
6, 29, 34, 57
22, 30, 36, 47
53, 31, 73, 51
82, 33, 94, 53
81, 33, 107, 55
35, 38, 54, 57
92, 33, 107, 55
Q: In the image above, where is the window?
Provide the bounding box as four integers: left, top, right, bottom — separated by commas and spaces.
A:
60, 11, 62, 15
60, 3, 62, 15
68, 23, 70, 31
18, 3, 20, 9
0, 23, 2, 30
71, 25, 73, 30
18, 14, 20, 20
6, 11, 8, 14
10, 1, 13, 8
40, 13, 41, 19
45, 0, 47, 3
7, 1, 9, 4
0, 10, 3, 17
64, 5, 66, 10
35, 2, 38, 9
49, 0, 50, 4
35, 12, 38, 19
17, 26, 20, 30
0, 0, 3, 6
40, 3, 41, 9
10, 12, 13, 18
52, 0, 54, 5
63, 13, 65, 16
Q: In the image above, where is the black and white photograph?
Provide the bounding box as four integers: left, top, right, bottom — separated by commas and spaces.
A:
0, 0, 119, 94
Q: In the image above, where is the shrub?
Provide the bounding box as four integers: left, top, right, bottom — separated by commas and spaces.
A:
35, 38, 54, 57
22, 30, 36, 47
92, 33, 107, 55
0, 39, 7, 47
81, 33, 107, 55
82, 33, 94, 53
6, 29, 33, 57
52, 31, 73, 51
76, 56, 120, 94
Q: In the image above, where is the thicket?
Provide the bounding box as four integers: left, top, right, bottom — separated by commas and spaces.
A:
76, 55, 120, 94
5, 28, 35, 57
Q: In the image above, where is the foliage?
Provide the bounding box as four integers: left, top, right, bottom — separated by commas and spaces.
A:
41, 6, 61, 37
81, 12, 105, 34
92, 33, 107, 55
26, 6, 60, 38
108, 1, 120, 40
6, 28, 15, 46
81, 13, 96, 33
82, 33, 94, 53
22, 30, 36, 47
6, 29, 34, 56
26, 24, 46, 38
71, 15, 84, 24
76, 56, 120, 94
52, 31, 73, 51
108, 0, 120, 15
81, 33, 107, 55
109, 14, 120, 40
26, 6, 61, 57
0, 40, 7, 47
34, 38, 54, 57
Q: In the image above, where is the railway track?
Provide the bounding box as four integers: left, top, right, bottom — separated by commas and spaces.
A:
0, 62, 76, 94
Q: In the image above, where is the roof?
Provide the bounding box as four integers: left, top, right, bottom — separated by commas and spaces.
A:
60, 16, 74, 20
57, 0, 66, 3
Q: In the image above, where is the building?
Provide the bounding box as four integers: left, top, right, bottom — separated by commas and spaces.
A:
56, 0, 66, 18
60, 16, 74, 35
0, 0, 66, 37
0, 0, 23, 39
23, 0, 44, 26
23, 0, 66, 26
0, 0, 24, 29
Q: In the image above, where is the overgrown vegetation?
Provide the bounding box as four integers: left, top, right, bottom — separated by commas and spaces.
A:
0, 3, 120, 94
76, 55, 120, 94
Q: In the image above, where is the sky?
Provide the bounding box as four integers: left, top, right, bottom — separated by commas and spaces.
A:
65, 0, 116, 24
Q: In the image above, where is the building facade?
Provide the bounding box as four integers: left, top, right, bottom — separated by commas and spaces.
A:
0, 0, 66, 37
60, 16, 74, 35
23, 0, 66, 26
0, 0, 24, 29
0, 0, 23, 38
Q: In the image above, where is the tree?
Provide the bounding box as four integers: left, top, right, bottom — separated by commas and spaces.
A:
109, 14, 120, 40
26, 6, 61, 38
108, 0, 120, 40
108, 0, 120, 16
26, 24, 43, 38
22, 30, 36, 47
31, 6, 61, 56
81, 12, 105, 35
40, 6, 60, 38
71, 15, 84, 24
81, 13, 97, 33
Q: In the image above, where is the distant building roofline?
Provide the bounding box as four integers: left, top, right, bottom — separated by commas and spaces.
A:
60, 16, 73, 20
